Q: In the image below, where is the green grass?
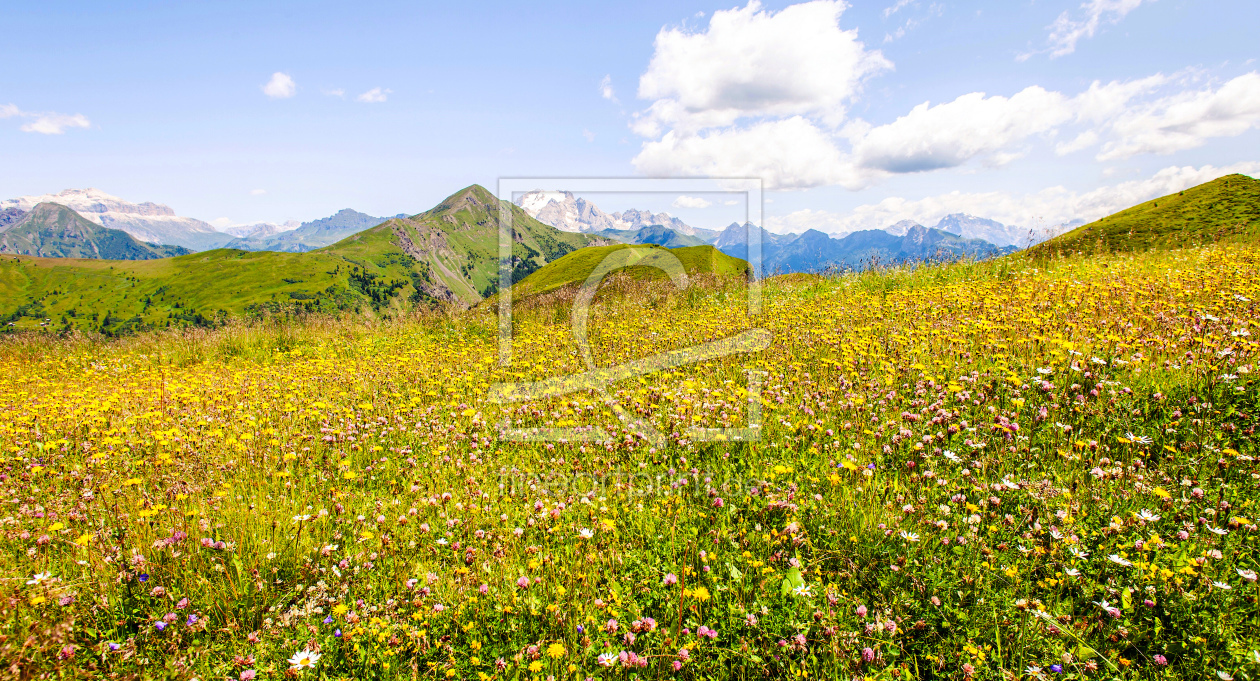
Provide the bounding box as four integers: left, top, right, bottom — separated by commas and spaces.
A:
1, 243, 1258, 680
1027, 173, 1260, 257
507, 243, 750, 299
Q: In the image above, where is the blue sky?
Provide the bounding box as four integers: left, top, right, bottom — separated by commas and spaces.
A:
1, 0, 1257, 235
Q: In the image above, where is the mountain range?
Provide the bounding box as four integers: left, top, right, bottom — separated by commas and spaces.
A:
225, 208, 404, 252
0, 189, 232, 251
0, 203, 191, 259
1, 175, 1256, 335
710, 221, 1015, 275
516, 190, 718, 240
0, 185, 614, 334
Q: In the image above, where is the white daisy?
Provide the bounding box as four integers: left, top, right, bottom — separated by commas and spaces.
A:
1107, 554, 1132, 567
288, 649, 321, 671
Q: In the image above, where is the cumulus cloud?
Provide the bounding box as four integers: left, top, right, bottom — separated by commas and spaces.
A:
633, 117, 868, 191
0, 104, 91, 134
672, 195, 712, 209
262, 72, 296, 99
599, 75, 617, 103
250, 189, 267, 196
767, 163, 1260, 240
853, 86, 1072, 173
634, 0, 889, 136
1096, 72, 1260, 160
357, 88, 391, 103
1022, 0, 1149, 60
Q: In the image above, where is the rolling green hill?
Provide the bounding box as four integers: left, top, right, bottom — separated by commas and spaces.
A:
0, 186, 604, 335
1026, 173, 1260, 256
507, 243, 750, 300
0, 203, 191, 259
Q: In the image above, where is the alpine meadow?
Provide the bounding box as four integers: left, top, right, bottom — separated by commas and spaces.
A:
4, 1, 1260, 680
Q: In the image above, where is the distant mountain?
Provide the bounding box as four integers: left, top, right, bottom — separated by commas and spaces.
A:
712, 222, 796, 275
714, 222, 1015, 275
228, 209, 403, 252
772, 225, 1014, 274
517, 190, 715, 238
0, 203, 191, 259
222, 220, 300, 239
0, 188, 232, 251
1027, 173, 1260, 256
883, 219, 924, 236
932, 214, 1028, 248
594, 224, 708, 249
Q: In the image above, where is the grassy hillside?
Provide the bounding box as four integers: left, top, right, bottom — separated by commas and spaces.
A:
0, 203, 190, 260
0, 186, 603, 334
508, 243, 749, 299
1027, 173, 1260, 256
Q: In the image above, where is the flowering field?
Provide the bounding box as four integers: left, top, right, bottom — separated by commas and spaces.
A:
2, 245, 1258, 680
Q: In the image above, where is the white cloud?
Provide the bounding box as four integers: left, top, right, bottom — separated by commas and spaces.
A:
1056, 130, 1099, 155
357, 87, 391, 103
250, 189, 267, 196
599, 75, 617, 103
21, 113, 91, 134
883, 0, 914, 19
853, 86, 1072, 173
582, 128, 596, 142
634, 0, 890, 135
262, 72, 297, 99
0, 104, 91, 134
767, 162, 1260, 240
1097, 72, 1260, 160
633, 116, 868, 191
322, 88, 346, 98
672, 195, 713, 209
1026, 0, 1149, 60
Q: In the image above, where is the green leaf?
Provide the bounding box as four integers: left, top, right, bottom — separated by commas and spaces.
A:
780, 566, 805, 595
727, 563, 744, 581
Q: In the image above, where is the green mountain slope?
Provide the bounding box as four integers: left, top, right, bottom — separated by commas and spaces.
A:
0, 186, 604, 334
1027, 173, 1260, 256
508, 243, 750, 299
0, 203, 191, 260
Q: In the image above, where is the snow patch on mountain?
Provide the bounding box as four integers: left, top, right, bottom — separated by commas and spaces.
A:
516, 190, 702, 236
